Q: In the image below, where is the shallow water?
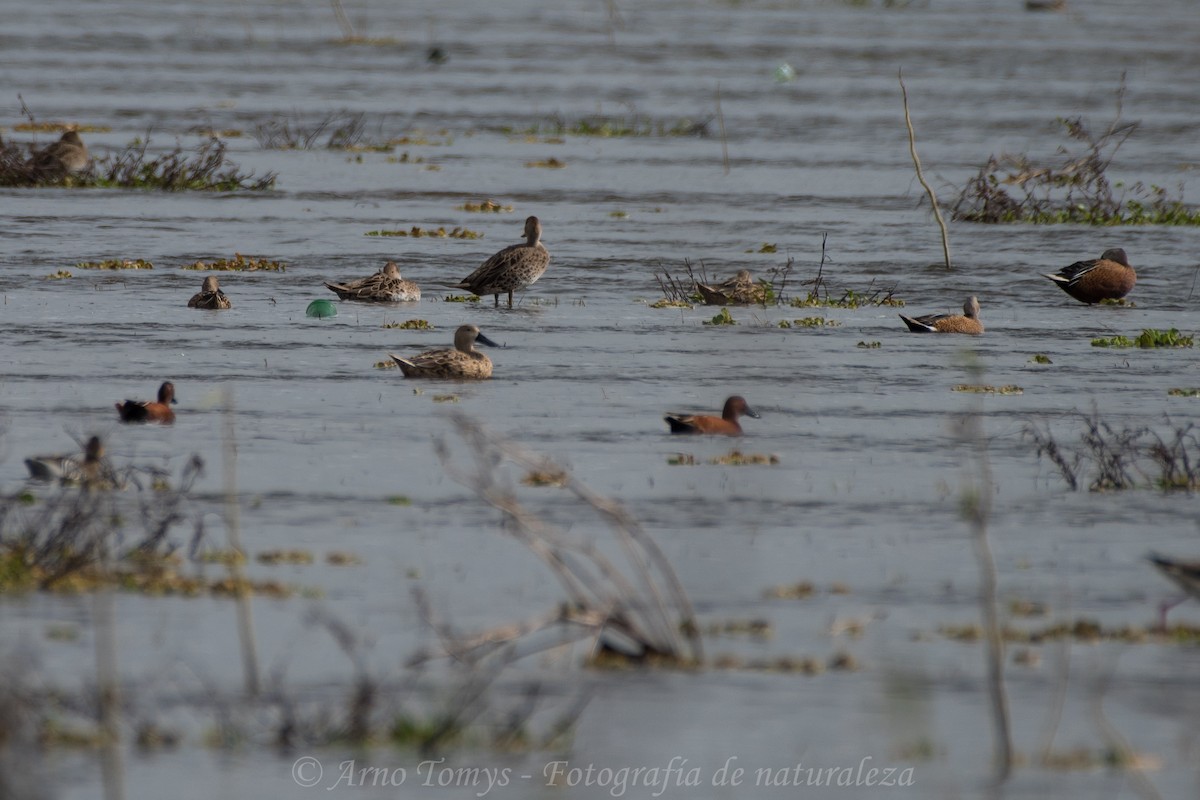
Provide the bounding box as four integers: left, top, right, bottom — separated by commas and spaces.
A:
2, 0, 1200, 797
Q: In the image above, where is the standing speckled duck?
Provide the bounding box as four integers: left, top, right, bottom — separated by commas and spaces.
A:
454, 216, 550, 308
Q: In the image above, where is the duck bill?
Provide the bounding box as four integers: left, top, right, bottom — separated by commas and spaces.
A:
474, 332, 500, 348
745, 406, 761, 419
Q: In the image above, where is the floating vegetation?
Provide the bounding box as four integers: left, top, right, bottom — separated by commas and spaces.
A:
374, 360, 399, 369
705, 618, 773, 638
789, 289, 904, 309
365, 226, 481, 239
1168, 388, 1200, 397
44, 270, 72, 280
256, 550, 315, 566
386, 495, 411, 506
325, 551, 361, 566
75, 258, 153, 270
649, 299, 693, 309
609, 210, 629, 218
511, 114, 709, 138
857, 341, 882, 348
952, 82, 1200, 225
660, 451, 780, 467
703, 307, 736, 326
382, 319, 432, 330
748, 243, 778, 254
710, 450, 780, 466
953, 384, 1024, 395
521, 467, 569, 487
385, 152, 423, 164
524, 157, 566, 169
442, 294, 480, 303
765, 581, 816, 600
458, 199, 513, 213
181, 253, 286, 272
1091, 328, 1192, 348
1008, 599, 1047, 618
1026, 411, 1200, 491
792, 316, 841, 328
13, 121, 110, 133
938, 618, 1200, 645
190, 127, 244, 139
1030, 354, 1052, 364
431, 395, 460, 404
1099, 297, 1135, 306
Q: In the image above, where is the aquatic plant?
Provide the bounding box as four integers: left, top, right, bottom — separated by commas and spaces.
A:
365, 226, 481, 239
524, 157, 566, 169
792, 316, 840, 328
382, 319, 432, 330
90, 136, 275, 191
43, 270, 72, 280
952, 81, 1200, 225
1168, 388, 1200, 397
704, 307, 736, 326
953, 385, 1024, 395
1029, 354, 1052, 364
458, 199, 513, 213
858, 341, 882, 348
441, 294, 481, 303
1026, 411, 1200, 491
1091, 328, 1192, 348
181, 253, 286, 272
509, 114, 709, 138
75, 258, 153, 270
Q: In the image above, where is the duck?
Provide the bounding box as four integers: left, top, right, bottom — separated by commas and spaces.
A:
665, 395, 760, 436
1043, 248, 1136, 304
115, 381, 177, 424
25, 436, 125, 489
187, 275, 232, 309
899, 296, 983, 334
388, 324, 498, 379
453, 216, 550, 308
696, 270, 767, 306
1148, 553, 1200, 627
28, 130, 90, 180
324, 261, 420, 303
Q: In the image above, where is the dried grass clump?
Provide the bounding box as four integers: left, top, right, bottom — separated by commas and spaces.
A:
418, 414, 702, 669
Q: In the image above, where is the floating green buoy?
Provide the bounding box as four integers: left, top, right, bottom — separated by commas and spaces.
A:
306, 299, 337, 318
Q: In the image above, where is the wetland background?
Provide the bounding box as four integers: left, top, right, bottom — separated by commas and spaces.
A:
1, 0, 1200, 797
